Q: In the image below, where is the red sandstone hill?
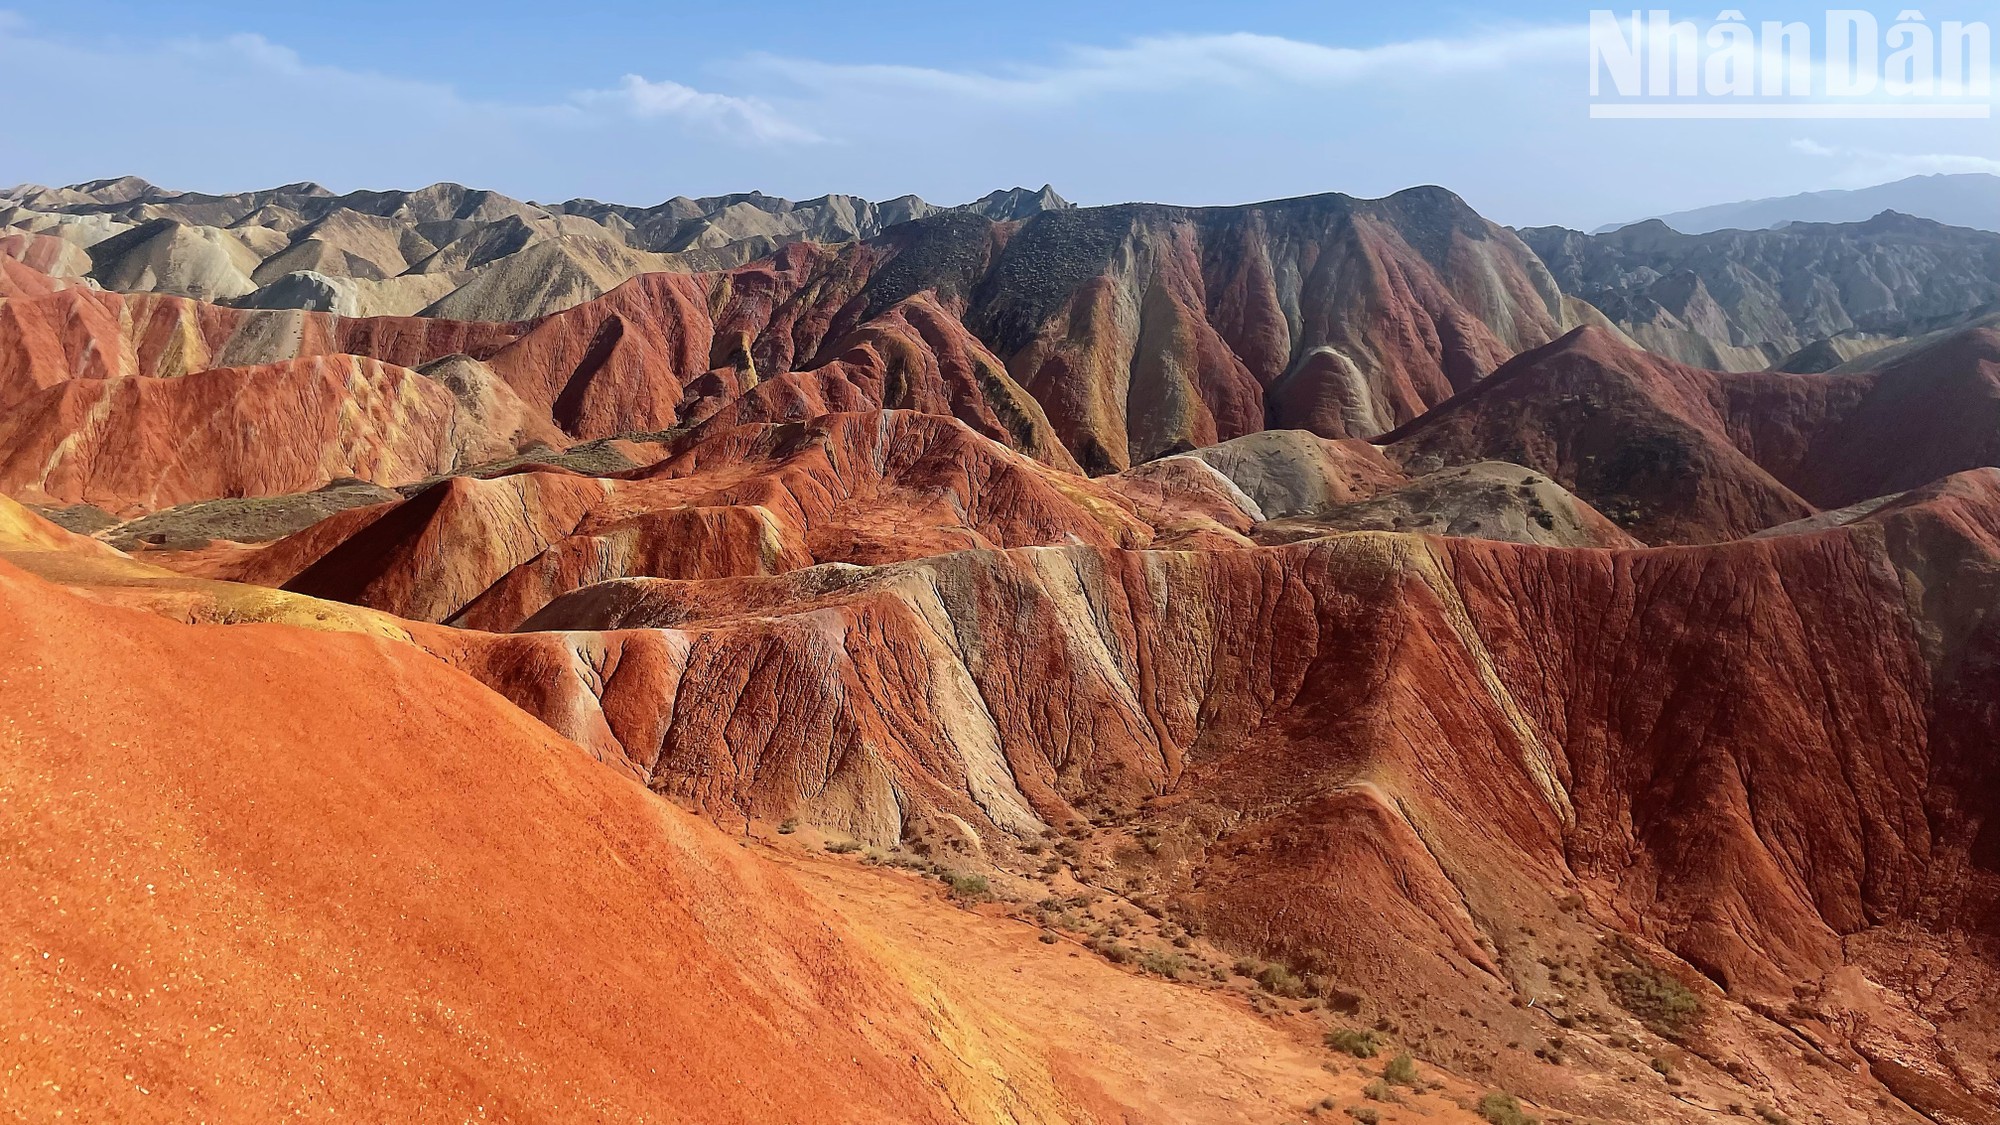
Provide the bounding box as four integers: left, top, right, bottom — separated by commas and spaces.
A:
0, 354, 556, 515
0, 284, 521, 406
0, 187, 1592, 516
8, 178, 2000, 1125
194, 410, 1629, 633
420, 188, 1583, 468
1784, 324, 2000, 505
456, 470, 1999, 1124
11, 416, 2000, 1123
1382, 324, 2000, 543
266, 410, 1148, 631
0, 554, 1153, 1124
59, 456, 1989, 1123
0, 230, 91, 297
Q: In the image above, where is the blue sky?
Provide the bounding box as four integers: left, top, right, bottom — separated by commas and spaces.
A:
2, 1, 1995, 229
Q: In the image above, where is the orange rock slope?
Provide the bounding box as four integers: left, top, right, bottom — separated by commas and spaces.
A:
0, 554, 1129, 1124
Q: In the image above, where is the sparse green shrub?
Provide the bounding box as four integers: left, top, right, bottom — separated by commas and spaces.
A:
1090, 937, 1135, 964
1477, 1092, 1540, 1125
1325, 1027, 1381, 1059
1382, 1052, 1419, 1087
1609, 962, 1700, 1039
824, 839, 861, 854
777, 817, 798, 835
1138, 948, 1186, 979
1256, 963, 1310, 998
1345, 1107, 1379, 1124
945, 873, 990, 900
1361, 1079, 1401, 1104
1038, 931, 1060, 945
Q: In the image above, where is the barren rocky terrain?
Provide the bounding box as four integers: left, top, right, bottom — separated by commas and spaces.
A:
4, 175, 1999, 1125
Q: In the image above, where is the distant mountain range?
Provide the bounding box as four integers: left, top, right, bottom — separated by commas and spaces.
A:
1602, 173, 2000, 235
0, 177, 1073, 321
1521, 210, 2000, 371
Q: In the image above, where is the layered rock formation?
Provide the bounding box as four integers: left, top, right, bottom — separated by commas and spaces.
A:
7, 174, 2000, 1125
438, 470, 1998, 1125
964, 188, 1583, 465
0, 186, 1590, 511
1, 177, 1075, 320
1383, 324, 2000, 543
0, 354, 538, 515
280, 187, 1577, 463
268, 410, 1144, 630
1520, 212, 2000, 371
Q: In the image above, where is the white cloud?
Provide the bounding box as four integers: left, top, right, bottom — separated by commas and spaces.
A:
1791, 138, 2000, 184
754, 26, 1579, 106
576, 75, 818, 143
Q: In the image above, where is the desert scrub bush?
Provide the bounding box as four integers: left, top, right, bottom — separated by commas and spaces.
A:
824, 839, 862, 854
777, 817, 798, 834
1325, 1027, 1381, 1058
1360, 1079, 1402, 1104
1608, 960, 1700, 1039
1381, 1052, 1420, 1087
1224, 957, 1308, 996
1255, 962, 1310, 998
1090, 937, 1136, 964
1138, 948, 1186, 979
1345, 1107, 1379, 1124
944, 873, 990, 900
1477, 1092, 1540, 1125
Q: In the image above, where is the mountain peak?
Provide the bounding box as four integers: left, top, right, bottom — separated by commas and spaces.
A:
1609, 172, 2000, 234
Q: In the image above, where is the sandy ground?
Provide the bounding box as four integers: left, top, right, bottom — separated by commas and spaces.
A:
760, 834, 1500, 1125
